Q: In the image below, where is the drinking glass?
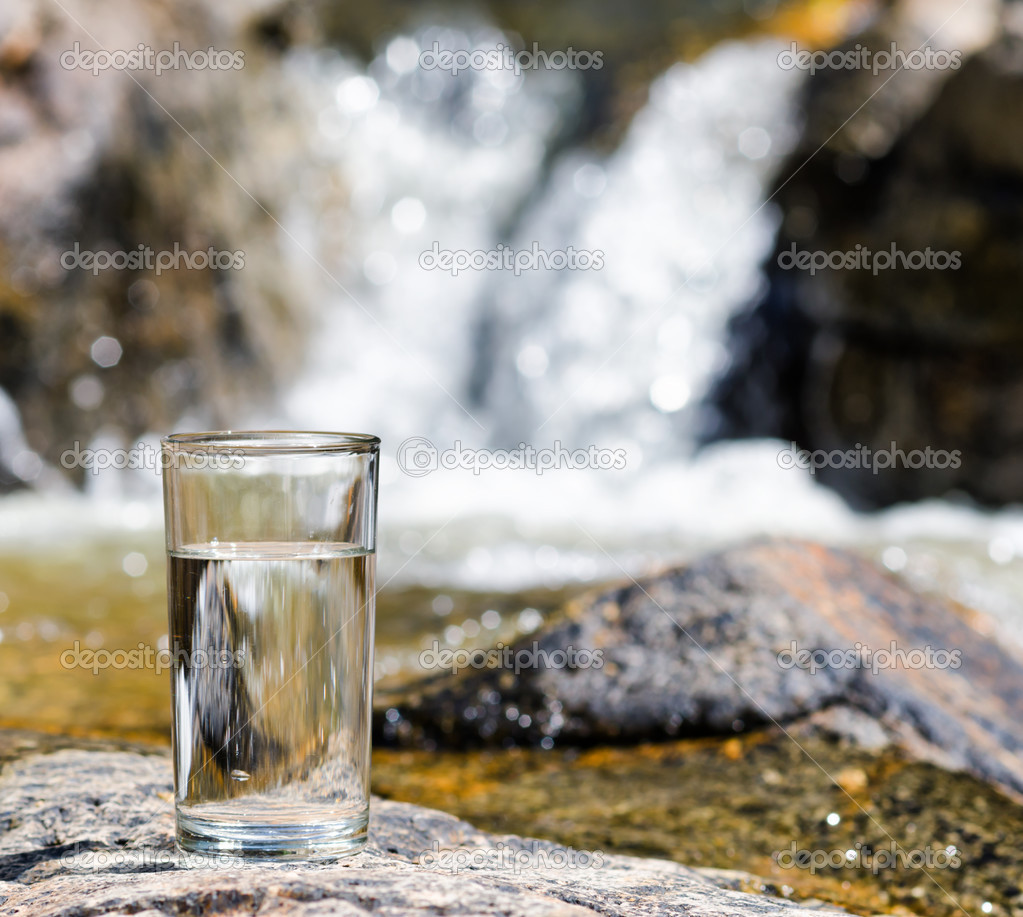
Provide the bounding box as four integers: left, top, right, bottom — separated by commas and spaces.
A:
161, 431, 379, 859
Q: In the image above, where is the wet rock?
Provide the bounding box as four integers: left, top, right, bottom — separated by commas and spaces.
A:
0, 747, 849, 916
375, 538, 1023, 800
710, 4, 1023, 506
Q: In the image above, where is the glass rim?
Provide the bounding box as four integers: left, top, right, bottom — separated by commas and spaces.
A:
161, 430, 380, 455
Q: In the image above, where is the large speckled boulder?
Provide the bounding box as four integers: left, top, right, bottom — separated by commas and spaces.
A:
0, 747, 847, 916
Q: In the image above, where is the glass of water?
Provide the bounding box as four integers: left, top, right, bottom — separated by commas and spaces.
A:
161, 431, 379, 859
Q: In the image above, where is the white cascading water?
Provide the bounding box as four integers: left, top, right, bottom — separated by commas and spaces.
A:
278, 28, 800, 458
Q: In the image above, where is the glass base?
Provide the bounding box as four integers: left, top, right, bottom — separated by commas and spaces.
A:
176, 807, 369, 860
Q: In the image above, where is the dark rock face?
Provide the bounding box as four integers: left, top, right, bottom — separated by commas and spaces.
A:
376, 539, 1023, 800
0, 747, 845, 916
0, 0, 308, 478
710, 15, 1023, 506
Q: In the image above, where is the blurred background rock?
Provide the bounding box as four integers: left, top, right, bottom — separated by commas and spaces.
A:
0, 0, 320, 490
713, 0, 1023, 507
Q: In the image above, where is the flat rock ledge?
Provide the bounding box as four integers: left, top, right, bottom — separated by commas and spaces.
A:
0, 748, 847, 917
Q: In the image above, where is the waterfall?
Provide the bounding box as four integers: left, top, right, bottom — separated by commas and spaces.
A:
276, 31, 804, 460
